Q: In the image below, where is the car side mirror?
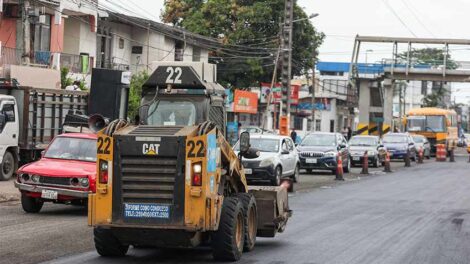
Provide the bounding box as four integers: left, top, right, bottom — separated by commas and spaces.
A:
239, 132, 251, 154
378, 144, 384, 148
41, 150, 45, 158
409, 142, 414, 146
242, 148, 260, 159
282, 149, 289, 155
339, 143, 347, 149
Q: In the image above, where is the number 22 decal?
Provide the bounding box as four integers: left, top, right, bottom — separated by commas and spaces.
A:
98, 137, 111, 154
166, 67, 182, 84
187, 140, 205, 158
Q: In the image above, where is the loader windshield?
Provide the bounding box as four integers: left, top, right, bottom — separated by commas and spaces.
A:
146, 100, 197, 126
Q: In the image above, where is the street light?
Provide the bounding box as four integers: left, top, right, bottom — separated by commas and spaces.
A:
292, 13, 319, 23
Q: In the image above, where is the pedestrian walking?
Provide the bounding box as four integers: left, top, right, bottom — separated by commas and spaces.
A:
290, 129, 297, 143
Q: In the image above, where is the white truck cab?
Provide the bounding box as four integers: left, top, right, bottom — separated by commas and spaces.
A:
0, 95, 19, 180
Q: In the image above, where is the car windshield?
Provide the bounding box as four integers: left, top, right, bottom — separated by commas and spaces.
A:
349, 137, 377, 146
45, 137, 96, 162
412, 136, 424, 143
407, 115, 445, 133
383, 135, 407, 144
235, 138, 279, 153
301, 134, 336, 147
147, 100, 196, 126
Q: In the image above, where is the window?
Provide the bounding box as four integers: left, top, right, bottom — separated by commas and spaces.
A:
32, 14, 51, 52
286, 139, 294, 151
119, 38, 124, 49
193, 47, 201, 62
315, 120, 321, 131
421, 81, 428, 95
45, 137, 96, 162
147, 100, 196, 126
2, 104, 15, 122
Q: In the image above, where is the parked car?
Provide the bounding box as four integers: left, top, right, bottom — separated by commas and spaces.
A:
411, 135, 431, 159
382, 133, 417, 161
240, 126, 274, 135
14, 133, 97, 213
348, 135, 387, 167
234, 134, 299, 186
297, 132, 350, 175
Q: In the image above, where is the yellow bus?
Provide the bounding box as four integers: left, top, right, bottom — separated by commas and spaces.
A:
405, 108, 458, 154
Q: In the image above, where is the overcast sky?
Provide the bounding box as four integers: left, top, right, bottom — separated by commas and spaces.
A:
117, 0, 470, 102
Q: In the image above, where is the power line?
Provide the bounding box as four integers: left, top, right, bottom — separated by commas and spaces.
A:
381, 0, 418, 38
400, 0, 436, 37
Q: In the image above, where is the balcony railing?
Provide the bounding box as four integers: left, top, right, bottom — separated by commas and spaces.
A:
0, 47, 91, 74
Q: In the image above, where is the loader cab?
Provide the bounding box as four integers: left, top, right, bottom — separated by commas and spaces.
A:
138, 65, 226, 135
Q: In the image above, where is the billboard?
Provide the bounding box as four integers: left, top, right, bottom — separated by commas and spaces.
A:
259, 82, 299, 105
233, 90, 258, 114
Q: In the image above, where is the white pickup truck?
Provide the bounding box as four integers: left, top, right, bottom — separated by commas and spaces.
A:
0, 85, 88, 180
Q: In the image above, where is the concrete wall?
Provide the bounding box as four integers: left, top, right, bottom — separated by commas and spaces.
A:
0, 17, 17, 48
10, 65, 60, 89
63, 18, 80, 54
109, 22, 132, 68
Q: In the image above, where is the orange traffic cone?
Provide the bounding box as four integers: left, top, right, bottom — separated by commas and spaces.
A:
383, 151, 392, 173
335, 153, 344, 181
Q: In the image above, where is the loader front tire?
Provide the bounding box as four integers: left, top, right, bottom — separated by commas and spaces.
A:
94, 228, 129, 257
236, 193, 257, 252
212, 197, 245, 261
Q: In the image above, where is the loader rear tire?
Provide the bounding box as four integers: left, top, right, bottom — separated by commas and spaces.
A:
212, 197, 245, 261
236, 193, 257, 252
94, 228, 129, 257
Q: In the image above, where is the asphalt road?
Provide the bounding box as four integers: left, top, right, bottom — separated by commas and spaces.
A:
2, 157, 470, 264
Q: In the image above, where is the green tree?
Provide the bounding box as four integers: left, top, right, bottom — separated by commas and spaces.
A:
128, 71, 149, 119
162, 0, 324, 87
60, 67, 73, 89
422, 86, 449, 107
398, 48, 458, 69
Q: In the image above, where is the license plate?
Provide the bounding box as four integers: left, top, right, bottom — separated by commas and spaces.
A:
244, 168, 252, 174
124, 203, 170, 219
41, 190, 58, 200
306, 158, 317, 164
353, 157, 360, 161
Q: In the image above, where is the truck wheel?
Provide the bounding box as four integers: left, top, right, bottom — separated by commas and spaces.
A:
236, 193, 257, 252
94, 228, 129, 257
0, 151, 15, 181
21, 193, 43, 213
212, 197, 245, 261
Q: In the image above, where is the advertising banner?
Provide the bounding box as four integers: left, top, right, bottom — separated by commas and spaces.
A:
233, 90, 258, 114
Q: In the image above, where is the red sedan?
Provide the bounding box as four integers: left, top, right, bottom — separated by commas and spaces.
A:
15, 133, 97, 213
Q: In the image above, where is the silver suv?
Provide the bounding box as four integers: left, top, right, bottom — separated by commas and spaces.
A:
234, 134, 300, 186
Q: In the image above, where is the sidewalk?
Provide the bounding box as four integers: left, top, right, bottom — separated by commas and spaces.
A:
0, 179, 19, 202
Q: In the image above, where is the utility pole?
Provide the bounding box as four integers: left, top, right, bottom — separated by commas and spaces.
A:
280, 0, 294, 134
311, 63, 316, 131
20, 0, 31, 65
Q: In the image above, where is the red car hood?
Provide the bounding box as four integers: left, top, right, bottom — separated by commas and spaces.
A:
19, 158, 96, 177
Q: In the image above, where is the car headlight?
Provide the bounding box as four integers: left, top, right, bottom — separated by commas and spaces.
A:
31, 175, 40, 183
259, 158, 275, 167
324, 152, 337, 158
20, 173, 30, 183
80, 177, 89, 187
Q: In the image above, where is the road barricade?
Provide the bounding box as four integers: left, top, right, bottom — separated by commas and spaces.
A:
436, 144, 446, 162
335, 153, 344, 181
361, 151, 369, 175
383, 151, 392, 173
417, 147, 424, 164
404, 149, 411, 167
